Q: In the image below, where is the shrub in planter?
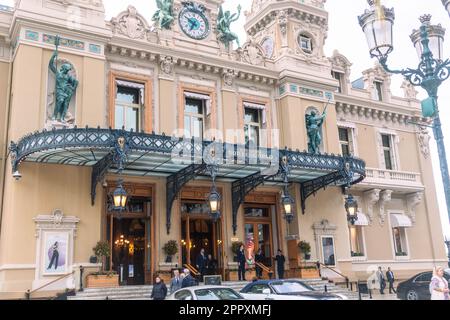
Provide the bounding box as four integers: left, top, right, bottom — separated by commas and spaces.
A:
92, 241, 111, 274
163, 240, 179, 263
298, 241, 311, 260
395, 252, 408, 256
351, 251, 365, 257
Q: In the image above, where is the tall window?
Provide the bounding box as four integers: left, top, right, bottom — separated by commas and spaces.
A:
374, 81, 383, 101
392, 227, 408, 256
115, 81, 144, 131
349, 226, 365, 256
338, 127, 354, 156
184, 98, 205, 139
332, 71, 344, 93
381, 134, 394, 170
244, 108, 262, 146
298, 34, 313, 53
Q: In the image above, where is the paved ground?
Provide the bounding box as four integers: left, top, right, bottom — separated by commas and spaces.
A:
361, 292, 399, 300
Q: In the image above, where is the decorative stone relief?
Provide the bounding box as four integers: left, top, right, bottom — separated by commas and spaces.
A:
417, 126, 431, 159
378, 190, 393, 225
401, 80, 419, 100
363, 189, 381, 223
278, 10, 288, 35
111, 6, 153, 40
160, 55, 177, 75
236, 40, 265, 66
406, 192, 423, 224
222, 69, 238, 87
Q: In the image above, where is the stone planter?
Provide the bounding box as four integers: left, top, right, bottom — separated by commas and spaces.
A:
85, 274, 119, 288
299, 268, 320, 279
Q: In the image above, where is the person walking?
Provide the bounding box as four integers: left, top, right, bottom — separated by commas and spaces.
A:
386, 267, 396, 294
170, 269, 182, 294
376, 266, 386, 294
181, 269, 198, 288
430, 266, 449, 300
151, 276, 168, 300
237, 244, 246, 281
196, 248, 208, 280
274, 249, 286, 279
255, 248, 264, 279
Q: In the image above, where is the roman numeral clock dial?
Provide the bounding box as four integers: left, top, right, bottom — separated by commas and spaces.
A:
178, 4, 210, 40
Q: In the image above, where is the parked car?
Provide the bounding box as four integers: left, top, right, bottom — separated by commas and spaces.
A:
397, 269, 450, 300
240, 279, 345, 300
167, 286, 246, 300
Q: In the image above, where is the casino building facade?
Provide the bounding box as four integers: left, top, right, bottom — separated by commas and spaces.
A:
0, 0, 446, 298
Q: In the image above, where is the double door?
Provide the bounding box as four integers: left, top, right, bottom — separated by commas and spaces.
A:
244, 222, 273, 267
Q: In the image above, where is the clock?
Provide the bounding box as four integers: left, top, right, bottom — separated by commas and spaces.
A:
260, 37, 275, 59
178, 6, 210, 40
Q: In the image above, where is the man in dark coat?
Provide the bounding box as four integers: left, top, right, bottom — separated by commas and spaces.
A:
237, 244, 246, 281
196, 248, 208, 280
274, 249, 286, 279
255, 248, 265, 279
386, 267, 396, 294
206, 254, 218, 275
151, 276, 168, 300
181, 269, 198, 288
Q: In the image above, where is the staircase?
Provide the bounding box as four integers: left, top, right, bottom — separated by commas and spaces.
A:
68, 279, 359, 300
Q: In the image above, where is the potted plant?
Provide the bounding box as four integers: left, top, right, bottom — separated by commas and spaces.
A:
231, 241, 243, 262
298, 241, 311, 260
163, 240, 179, 263
86, 241, 119, 288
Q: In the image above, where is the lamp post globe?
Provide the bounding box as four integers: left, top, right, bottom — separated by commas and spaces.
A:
443, 0, 450, 18
345, 194, 358, 225
410, 15, 445, 62
208, 186, 221, 221
282, 192, 295, 224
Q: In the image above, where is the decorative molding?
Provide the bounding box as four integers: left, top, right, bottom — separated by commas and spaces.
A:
33, 209, 80, 239
278, 10, 287, 36
159, 55, 177, 75
363, 189, 380, 223
417, 126, 431, 159
111, 5, 153, 40
235, 39, 266, 67
406, 192, 423, 224
401, 80, 419, 100
279, 82, 334, 102
222, 69, 238, 87
378, 190, 393, 226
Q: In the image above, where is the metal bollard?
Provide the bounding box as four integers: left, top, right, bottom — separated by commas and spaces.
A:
324, 285, 328, 292
79, 265, 84, 292
25, 290, 31, 300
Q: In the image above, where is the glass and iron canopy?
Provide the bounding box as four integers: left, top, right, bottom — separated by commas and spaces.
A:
9, 127, 366, 235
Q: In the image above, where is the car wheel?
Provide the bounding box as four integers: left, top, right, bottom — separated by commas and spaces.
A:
406, 290, 419, 300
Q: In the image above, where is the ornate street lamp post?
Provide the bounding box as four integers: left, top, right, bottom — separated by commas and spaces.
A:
345, 194, 359, 225
359, 0, 450, 227
281, 156, 295, 224
207, 164, 221, 222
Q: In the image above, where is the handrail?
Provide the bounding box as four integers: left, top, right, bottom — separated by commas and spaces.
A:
26, 270, 75, 299
183, 264, 200, 276
255, 262, 272, 274
318, 263, 350, 288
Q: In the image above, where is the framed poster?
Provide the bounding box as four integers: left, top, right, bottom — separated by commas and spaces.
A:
321, 236, 336, 267
43, 232, 69, 276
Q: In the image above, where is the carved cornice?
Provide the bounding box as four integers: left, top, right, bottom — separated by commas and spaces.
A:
406, 192, 423, 224
106, 44, 277, 85
33, 209, 80, 238
363, 189, 380, 223
378, 190, 393, 226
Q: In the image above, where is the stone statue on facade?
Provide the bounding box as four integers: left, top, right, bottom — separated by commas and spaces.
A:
306, 106, 328, 154
49, 36, 78, 123
152, 0, 174, 30
217, 4, 241, 49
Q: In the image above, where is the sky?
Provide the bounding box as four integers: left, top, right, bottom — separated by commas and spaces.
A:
2, 0, 450, 239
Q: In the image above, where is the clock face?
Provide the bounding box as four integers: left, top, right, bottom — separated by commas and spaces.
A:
261, 37, 275, 59
179, 9, 210, 40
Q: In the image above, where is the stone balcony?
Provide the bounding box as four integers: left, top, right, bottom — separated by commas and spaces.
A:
356, 168, 424, 193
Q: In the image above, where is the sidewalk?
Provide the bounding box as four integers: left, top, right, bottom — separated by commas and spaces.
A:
361, 292, 399, 300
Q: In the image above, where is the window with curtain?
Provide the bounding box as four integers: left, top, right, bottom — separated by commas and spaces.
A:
338, 127, 354, 156
184, 98, 205, 139
332, 71, 344, 93
244, 108, 262, 146
392, 227, 408, 256
381, 134, 394, 170
374, 81, 383, 101
349, 226, 365, 256
115, 81, 144, 131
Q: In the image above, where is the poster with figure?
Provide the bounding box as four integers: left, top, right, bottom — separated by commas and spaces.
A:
43, 232, 69, 275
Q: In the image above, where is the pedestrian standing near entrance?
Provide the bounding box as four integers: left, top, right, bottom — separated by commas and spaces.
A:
274, 249, 286, 279
206, 254, 218, 275
196, 248, 208, 280
377, 266, 386, 294
255, 248, 264, 279
386, 267, 396, 294
151, 276, 168, 300
367, 270, 380, 299
430, 266, 449, 300
181, 269, 198, 288
237, 244, 246, 281
170, 269, 182, 294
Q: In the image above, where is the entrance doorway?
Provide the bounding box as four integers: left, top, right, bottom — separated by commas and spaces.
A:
105, 195, 153, 285
244, 205, 275, 267
180, 201, 223, 276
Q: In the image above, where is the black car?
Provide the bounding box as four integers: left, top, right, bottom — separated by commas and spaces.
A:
397, 269, 450, 300
240, 279, 344, 300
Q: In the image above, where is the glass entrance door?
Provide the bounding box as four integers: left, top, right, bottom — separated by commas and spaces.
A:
244, 206, 273, 267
